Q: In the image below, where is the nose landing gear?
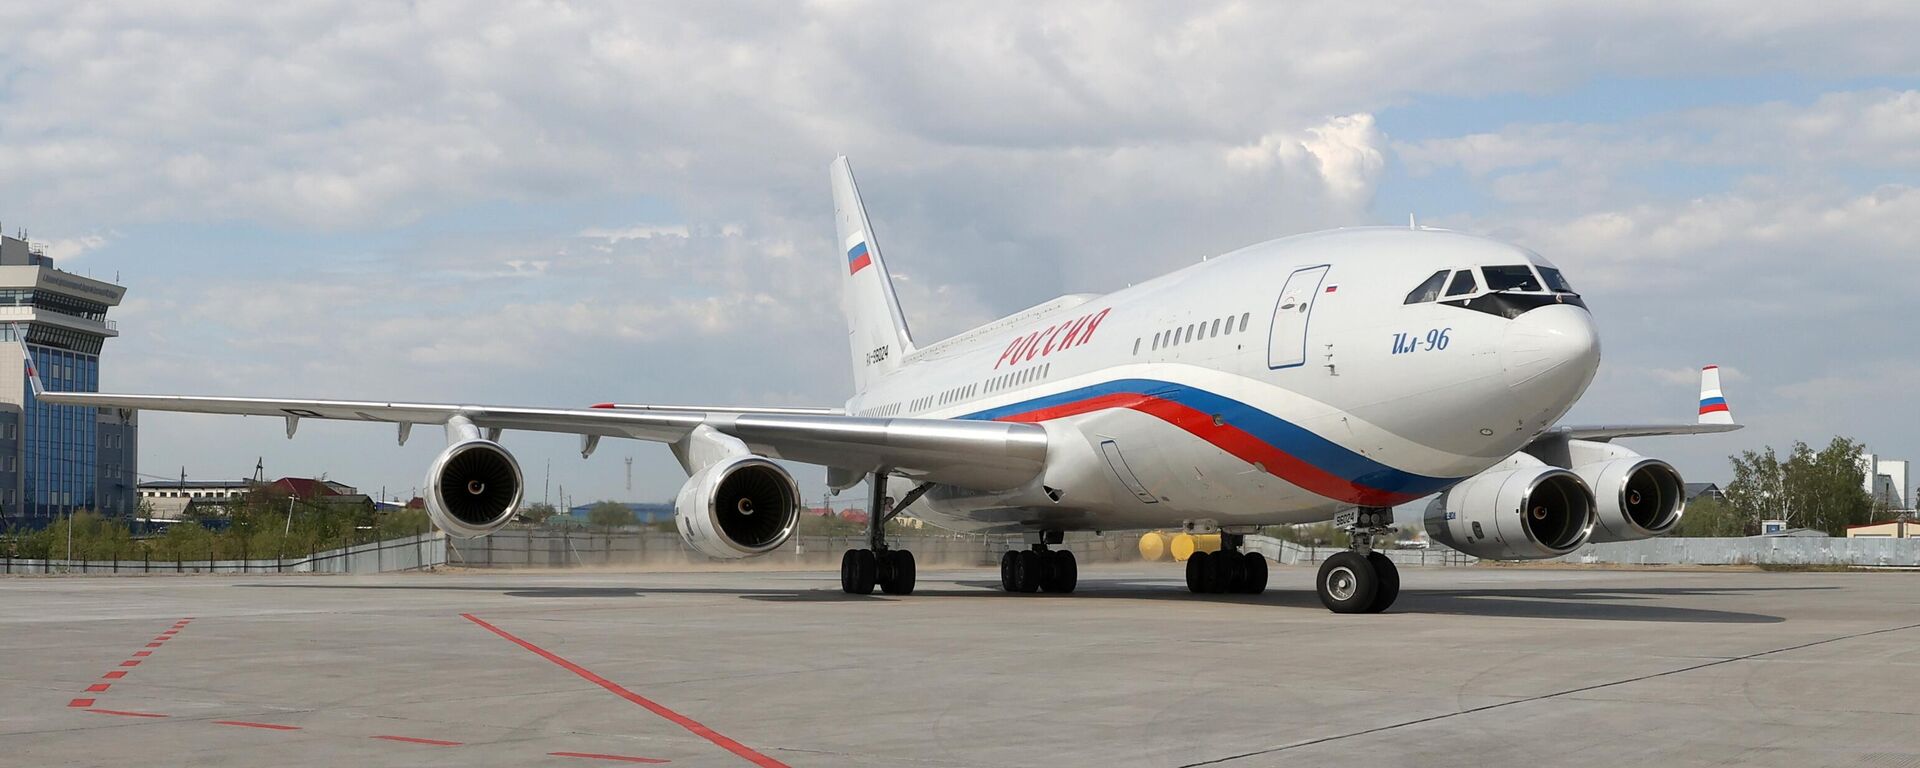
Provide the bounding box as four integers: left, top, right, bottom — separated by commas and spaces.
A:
1315, 507, 1401, 613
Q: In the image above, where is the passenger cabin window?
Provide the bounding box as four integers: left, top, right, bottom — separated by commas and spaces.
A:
1482, 265, 1543, 292
1444, 269, 1478, 297
1238, 312, 1250, 332
1539, 266, 1576, 293
1210, 319, 1220, 336
1405, 269, 1448, 304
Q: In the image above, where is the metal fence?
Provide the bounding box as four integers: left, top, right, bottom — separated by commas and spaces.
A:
0, 533, 446, 575
1561, 536, 1920, 567
447, 529, 1144, 569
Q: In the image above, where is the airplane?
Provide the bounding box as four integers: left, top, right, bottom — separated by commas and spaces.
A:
30, 156, 1740, 613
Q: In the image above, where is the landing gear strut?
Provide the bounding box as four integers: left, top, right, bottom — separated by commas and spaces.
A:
999, 531, 1077, 593
1184, 532, 1268, 595
1316, 507, 1400, 613
839, 474, 930, 596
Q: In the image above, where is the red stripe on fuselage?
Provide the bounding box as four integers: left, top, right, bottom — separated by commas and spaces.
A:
989, 393, 1418, 506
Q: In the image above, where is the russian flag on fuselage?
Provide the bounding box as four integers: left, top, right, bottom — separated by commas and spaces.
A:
847, 241, 872, 275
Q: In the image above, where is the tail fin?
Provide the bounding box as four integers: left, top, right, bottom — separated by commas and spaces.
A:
1697, 365, 1734, 425
830, 156, 915, 394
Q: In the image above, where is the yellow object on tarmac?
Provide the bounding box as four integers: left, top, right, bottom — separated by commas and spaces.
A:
1170, 532, 1221, 562
1137, 531, 1172, 562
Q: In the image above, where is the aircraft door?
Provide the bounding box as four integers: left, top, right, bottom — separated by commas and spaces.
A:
1267, 265, 1330, 369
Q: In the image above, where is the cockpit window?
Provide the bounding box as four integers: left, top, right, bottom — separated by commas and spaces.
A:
1483, 265, 1543, 292
1404, 270, 1448, 304
1539, 266, 1576, 293
1444, 269, 1478, 297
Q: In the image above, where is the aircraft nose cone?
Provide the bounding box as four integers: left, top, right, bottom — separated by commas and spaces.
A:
1500, 304, 1600, 418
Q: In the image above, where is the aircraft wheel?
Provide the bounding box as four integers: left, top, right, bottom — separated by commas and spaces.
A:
1240, 551, 1268, 595
1316, 551, 1377, 613
1365, 551, 1399, 613
1186, 551, 1212, 594
881, 549, 916, 595
840, 549, 858, 593
1000, 550, 1017, 591
1209, 548, 1243, 594
844, 549, 878, 595
1042, 549, 1077, 593
1012, 549, 1043, 593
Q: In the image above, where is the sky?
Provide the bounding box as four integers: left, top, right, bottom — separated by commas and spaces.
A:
1, 2, 1916, 511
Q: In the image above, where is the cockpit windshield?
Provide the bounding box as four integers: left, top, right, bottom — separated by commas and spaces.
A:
1404, 270, 1448, 304
1538, 266, 1576, 293
1482, 264, 1543, 292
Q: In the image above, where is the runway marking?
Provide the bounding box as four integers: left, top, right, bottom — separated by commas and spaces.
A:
214, 720, 303, 731
68, 698, 94, 708
102, 671, 127, 679
461, 613, 789, 768
133, 651, 152, 657
86, 708, 168, 719
372, 735, 463, 746
69, 618, 192, 714
1177, 619, 1920, 766
85, 684, 110, 693
549, 751, 672, 764
119, 660, 141, 667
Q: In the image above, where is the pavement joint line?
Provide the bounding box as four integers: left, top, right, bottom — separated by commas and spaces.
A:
372, 734, 465, 747
548, 751, 672, 764
461, 612, 792, 768
212, 720, 304, 731
1175, 619, 1920, 767
85, 708, 168, 719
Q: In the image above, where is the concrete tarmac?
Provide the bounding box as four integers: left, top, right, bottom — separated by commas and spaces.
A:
2, 565, 1917, 767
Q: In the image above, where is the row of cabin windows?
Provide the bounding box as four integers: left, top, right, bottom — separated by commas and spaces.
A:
864, 363, 1057, 417
987, 363, 1050, 394
1139, 312, 1252, 354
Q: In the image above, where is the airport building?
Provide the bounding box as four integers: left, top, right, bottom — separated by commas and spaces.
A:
0, 233, 135, 529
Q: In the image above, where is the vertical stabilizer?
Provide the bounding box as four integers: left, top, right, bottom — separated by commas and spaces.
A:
831, 156, 915, 394
1697, 365, 1734, 425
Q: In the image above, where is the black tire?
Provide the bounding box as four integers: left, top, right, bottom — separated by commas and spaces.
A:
848, 548, 878, 595
1241, 551, 1268, 595
840, 549, 859, 594
1042, 549, 1077, 593
1013, 549, 1042, 593
881, 549, 916, 595
1186, 551, 1212, 594
1316, 551, 1377, 613
1000, 550, 1017, 592
1365, 551, 1399, 613
1209, 549, 1242, 594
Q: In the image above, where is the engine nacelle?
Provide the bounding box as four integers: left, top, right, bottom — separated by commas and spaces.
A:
1425, 465, 1595, 560
424, 439, 524, 538
1577, 457, 1685, 542
674, 455, 801, 559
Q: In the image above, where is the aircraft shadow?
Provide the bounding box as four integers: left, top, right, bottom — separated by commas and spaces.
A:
241, 579, 1801, 621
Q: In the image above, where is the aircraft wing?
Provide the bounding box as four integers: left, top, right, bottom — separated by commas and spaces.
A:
31, 389, 1047, 491
1534, 365, 1743, 444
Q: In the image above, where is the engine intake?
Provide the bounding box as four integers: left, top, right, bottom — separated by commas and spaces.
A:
1579, 458, 1685, 542
1425, 465, 1595, 560
425, 439, 523, 538
674, 456, 801, 559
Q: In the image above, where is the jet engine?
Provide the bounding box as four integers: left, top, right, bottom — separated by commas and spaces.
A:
674, 455, 801, 559
1575, 457, 1685, 542
424, 439, 524, 538
1425, 465, 1595, 560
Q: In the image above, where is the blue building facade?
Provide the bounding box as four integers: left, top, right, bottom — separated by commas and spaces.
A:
0, 233, 134, 529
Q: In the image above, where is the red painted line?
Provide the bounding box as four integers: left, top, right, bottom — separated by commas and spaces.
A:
133, 651, 152, 657
146, 642, 164, 648
372, 735, 463, 747
549, 752, 671, 764
86, 708, 168, 718
462, 614, 788, 768
68, 698, 95, 708
85, 684, 110, 693
103, 671, 128, 679
119, 660, 141, 667
214, 720, 302, 731
161, 630, 178, 636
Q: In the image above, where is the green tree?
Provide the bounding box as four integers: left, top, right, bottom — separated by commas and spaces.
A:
518, 502, 559, 526
1725, 437, 1873, 536
1673, 496, 1748, 537
587, 501, 636, 529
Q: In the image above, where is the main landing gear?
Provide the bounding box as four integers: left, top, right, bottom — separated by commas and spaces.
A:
1315, 507, 1400, 614
1184, 532, 1269, 595
999, 531, 1077, 593
840, 474, 932, 596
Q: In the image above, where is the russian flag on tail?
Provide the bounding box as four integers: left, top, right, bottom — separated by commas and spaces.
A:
846, 240, 872, 275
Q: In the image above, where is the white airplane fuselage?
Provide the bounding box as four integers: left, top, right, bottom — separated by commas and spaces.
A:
847, 227, 1602, 533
